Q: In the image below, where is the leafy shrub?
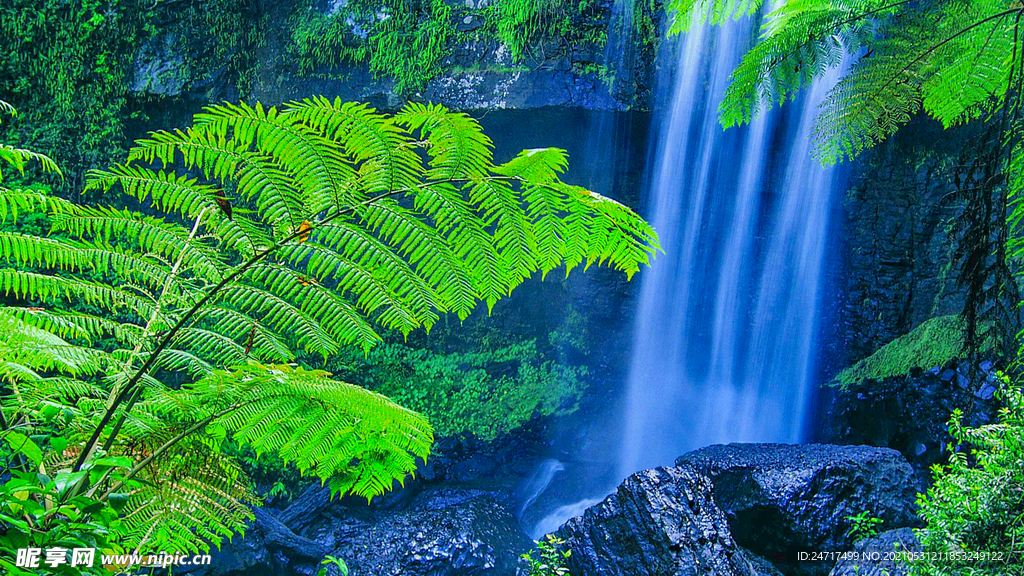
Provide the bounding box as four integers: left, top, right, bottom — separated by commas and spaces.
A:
521, 534, 571, 576
844, 510, 884, 543
911, 377, 1024, 575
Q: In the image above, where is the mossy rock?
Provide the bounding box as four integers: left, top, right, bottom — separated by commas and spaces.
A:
834, 315, 972, 390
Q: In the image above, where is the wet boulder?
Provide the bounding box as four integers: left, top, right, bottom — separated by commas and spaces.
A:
676, 444, 919, 573
556, 465, 760, 576
307, 486, 532, 576
826, 358, 1000, 489
187, 482, 531, 576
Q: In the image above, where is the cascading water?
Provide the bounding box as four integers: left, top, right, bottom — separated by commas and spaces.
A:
525, 7, 845, 538
517, 459, 565, 519
618, 14, 844, 476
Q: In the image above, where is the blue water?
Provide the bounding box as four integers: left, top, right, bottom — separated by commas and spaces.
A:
529, 7, 846, 538
618, 13, 844, 475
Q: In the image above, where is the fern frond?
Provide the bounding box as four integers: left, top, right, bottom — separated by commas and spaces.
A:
665, 0, 765, 34
218, 282, 339, 357
286, 97, 418, 196
193, 101, 355, 217
0, 269, 163, 321
116, 445, 256, 555
49, 206, 225, 281
395, 102, 493, 180
354, 200, 478, 319
812, 2, 1019, 162
0, 187, 72, 223
0, 144, 61, 183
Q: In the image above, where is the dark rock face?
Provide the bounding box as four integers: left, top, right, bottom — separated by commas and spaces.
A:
740, 550, 784, 576
828, 529, 921, 576
825, 359, 999, 489
178, 509, 326, 576
302, 485, 531, 576
556, 465, 759, 576
834, 120, 971, 371
676, 444, 920, 574
190, 483, 531, 576
129, 0, 654, 111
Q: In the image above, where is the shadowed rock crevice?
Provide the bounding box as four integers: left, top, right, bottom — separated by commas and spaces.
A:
558, 444, 920, 576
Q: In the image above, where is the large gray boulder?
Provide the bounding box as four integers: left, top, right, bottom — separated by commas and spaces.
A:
828, 528, 921, 576
556, 465, 759, 576
676, 444, 920, 572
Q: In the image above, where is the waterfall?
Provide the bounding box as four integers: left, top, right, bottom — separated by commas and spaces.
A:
617, 15, 844, 476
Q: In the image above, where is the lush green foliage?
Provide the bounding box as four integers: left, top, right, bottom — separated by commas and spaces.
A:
844, 510, 884, 543
333, 333, 587, 440
492, 0, 589, 63
0, 0, 146, 188
288, 0, 626, 93
0, 0, 263, 189
290, 0, 457, 95
912, 380, 1024, 575
834, 315, 971, 390
521, 534, 571, 576
0, 99, 657, 565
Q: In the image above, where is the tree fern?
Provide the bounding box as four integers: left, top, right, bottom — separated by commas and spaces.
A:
0, 97, 657, 563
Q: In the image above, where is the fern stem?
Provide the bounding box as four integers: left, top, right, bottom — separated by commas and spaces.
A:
99, 402, 244, 502
101, 207, 210, 454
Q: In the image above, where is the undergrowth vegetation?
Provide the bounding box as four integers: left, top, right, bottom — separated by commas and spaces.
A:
0, 0, 263, 191
334, 334, 587, 440
912, 379, 1024, 575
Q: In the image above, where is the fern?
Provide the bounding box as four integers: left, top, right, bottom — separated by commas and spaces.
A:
0, 97, 657, 560
666, 0, 764, 34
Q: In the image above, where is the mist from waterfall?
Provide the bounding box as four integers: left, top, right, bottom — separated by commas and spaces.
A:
617, 15, 843, 477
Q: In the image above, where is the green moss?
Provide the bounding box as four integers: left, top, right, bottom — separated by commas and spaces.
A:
0, 0, 263, 190
287, 0, 619, 96
326, 330, 589, 440
834, 314, 968, 390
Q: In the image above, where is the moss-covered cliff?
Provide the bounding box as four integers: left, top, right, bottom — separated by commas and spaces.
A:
0, 0, 661, 193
